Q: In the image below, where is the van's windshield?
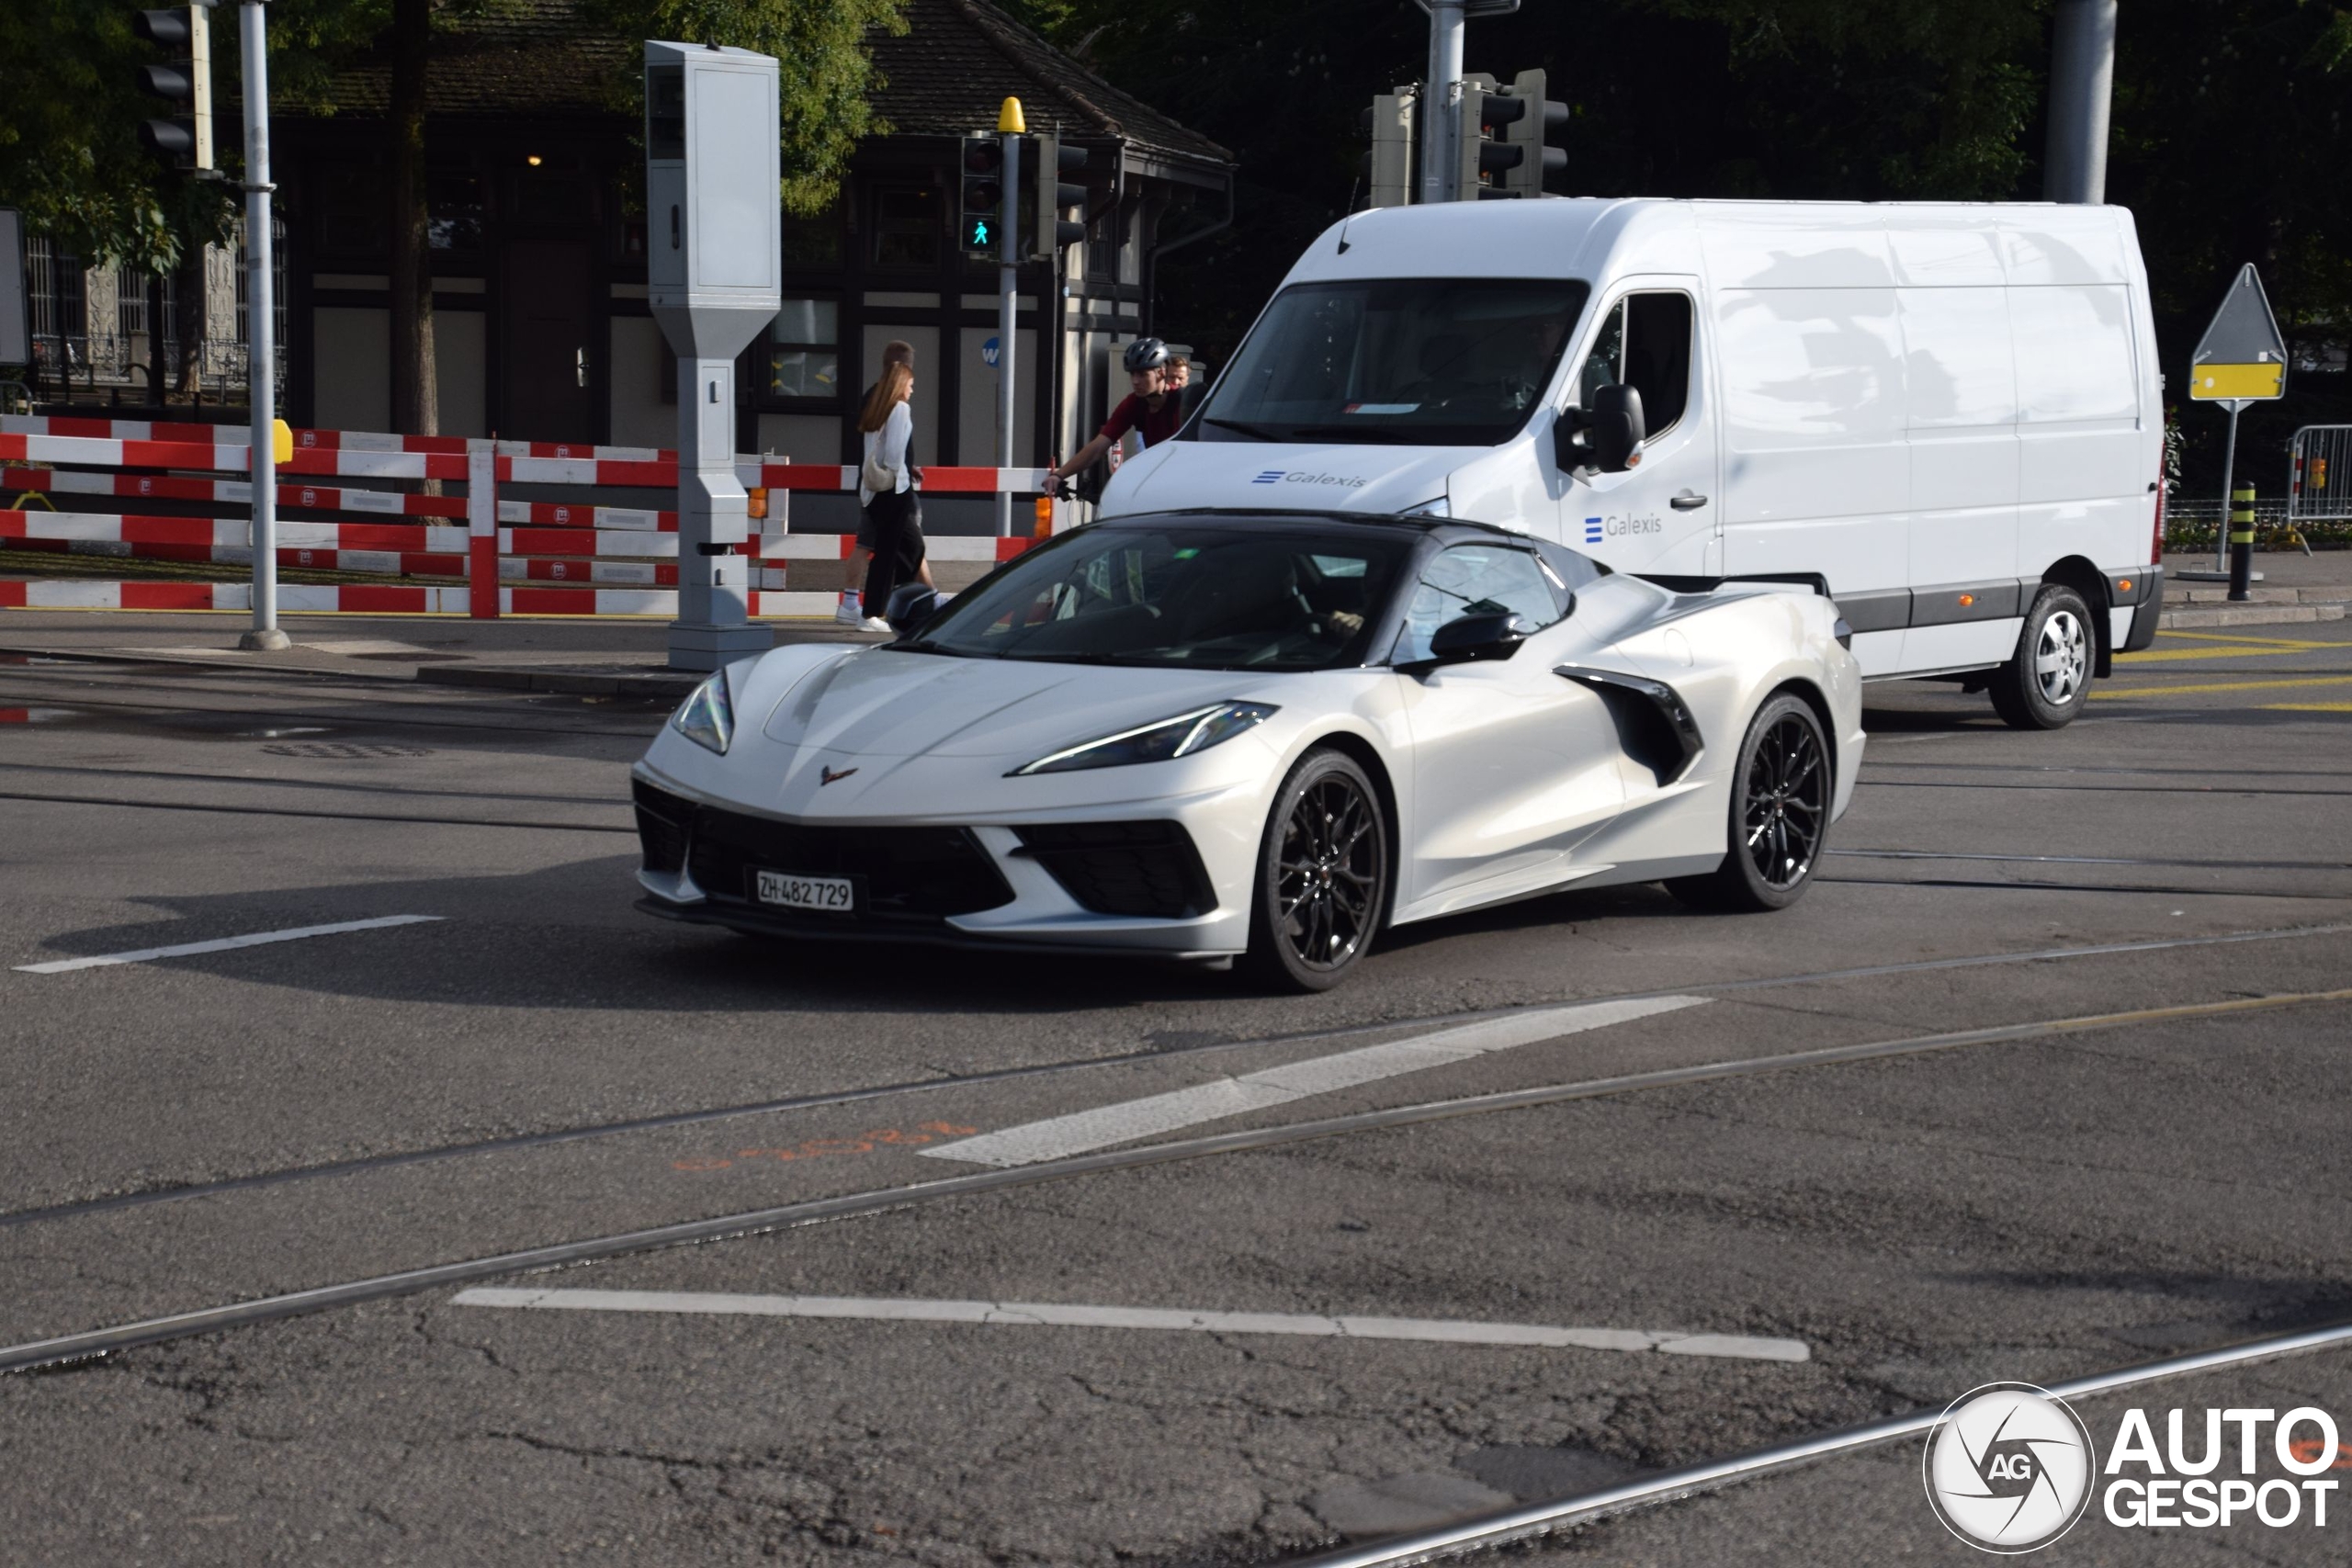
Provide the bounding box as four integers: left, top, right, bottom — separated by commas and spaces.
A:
1188, 278, 1590, 447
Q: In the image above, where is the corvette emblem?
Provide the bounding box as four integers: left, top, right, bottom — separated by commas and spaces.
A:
820, 765, 859, 786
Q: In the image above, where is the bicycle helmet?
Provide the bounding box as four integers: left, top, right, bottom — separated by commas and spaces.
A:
1122, 337, 1170, 374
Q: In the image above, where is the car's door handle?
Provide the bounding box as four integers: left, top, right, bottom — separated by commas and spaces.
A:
1670, 491, 1708, 511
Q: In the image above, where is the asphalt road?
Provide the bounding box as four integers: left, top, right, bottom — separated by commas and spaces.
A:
1, 623, 2349, 1567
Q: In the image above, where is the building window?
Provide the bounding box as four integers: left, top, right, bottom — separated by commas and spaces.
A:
314, 166, 386, 258
868, 185, 940, 271
428, 172, 483, 252
782, 200, 842, 269
766, 298, 839, 400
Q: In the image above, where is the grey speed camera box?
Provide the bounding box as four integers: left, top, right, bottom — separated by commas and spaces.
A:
643, 41, 782, 671
644, 41, 780, 357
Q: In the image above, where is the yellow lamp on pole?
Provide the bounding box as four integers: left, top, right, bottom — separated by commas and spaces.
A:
998, 96, 1025, 133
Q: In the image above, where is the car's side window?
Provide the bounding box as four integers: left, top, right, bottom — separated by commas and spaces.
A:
1392, 544, 1563, 664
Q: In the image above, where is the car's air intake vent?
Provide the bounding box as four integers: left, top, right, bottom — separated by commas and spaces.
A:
1016, 821, 1216, 919
632, 779, 692, 874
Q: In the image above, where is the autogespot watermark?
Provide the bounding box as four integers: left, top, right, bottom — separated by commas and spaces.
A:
1923, 1384, 2349, 1552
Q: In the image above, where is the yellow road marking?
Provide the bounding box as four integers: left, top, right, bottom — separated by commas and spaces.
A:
2158, 630, 2341, 649
2095, 674, 2352, 699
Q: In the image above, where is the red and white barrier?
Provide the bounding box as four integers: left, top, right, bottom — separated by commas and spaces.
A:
0, 579, 832, 617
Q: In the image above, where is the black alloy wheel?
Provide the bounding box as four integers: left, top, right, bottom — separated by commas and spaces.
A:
1245, 749, 1388, 992
1667, 693, 1831, 913
1989, 583, 2096, 730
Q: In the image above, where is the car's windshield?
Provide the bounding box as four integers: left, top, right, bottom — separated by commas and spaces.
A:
899, 525, 1415, 671
1190, 278, 1590, 447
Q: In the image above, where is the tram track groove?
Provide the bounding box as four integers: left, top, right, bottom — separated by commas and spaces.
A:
6, 922, 2346, 1233
3, 984, 2346, 1377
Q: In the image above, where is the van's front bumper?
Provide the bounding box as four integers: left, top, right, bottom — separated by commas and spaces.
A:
2119, 565, 2165, 652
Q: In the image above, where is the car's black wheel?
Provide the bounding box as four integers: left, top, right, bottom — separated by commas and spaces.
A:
1989, 584, 2094, 730
1667, 693, 1831, 913
1243, 749, 1388, 992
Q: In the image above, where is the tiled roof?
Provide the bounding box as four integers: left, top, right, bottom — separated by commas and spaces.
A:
297, 0, 1230, 167
873, 0, 1229, 165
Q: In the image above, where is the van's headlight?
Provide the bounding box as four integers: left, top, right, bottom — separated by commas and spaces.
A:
1010, 702, 1277, 776
672, 670, 734, 754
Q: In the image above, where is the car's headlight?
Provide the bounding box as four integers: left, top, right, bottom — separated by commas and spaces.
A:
672, 670, 734, 754
1010, 702, 1278, 777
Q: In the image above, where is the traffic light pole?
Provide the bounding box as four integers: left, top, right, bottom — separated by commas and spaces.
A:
1420, 0, 1464, 204
996, 124, 1021, 538
236, 0, 287, 652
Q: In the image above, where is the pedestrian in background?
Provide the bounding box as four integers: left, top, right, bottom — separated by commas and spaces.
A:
838, 340, 916, 626
855, 362, 931, 631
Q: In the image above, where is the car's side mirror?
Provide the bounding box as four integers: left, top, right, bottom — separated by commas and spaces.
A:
1588, 382, 1645, 472
883, 583, 941, 637
1403, 611, 1529, 672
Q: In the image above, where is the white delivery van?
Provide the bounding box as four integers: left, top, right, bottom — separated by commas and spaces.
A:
1101, 198, 2167, 728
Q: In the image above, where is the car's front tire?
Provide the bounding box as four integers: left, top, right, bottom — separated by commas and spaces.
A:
1243, 748, 1388, 992
1668, 693, 1831, 913
1989, 584, 2094, 729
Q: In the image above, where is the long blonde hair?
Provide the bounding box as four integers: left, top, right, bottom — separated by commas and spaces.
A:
858, 362, 912, 434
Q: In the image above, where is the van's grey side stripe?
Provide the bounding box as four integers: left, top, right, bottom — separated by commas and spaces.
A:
1830, 590, 1908, 634
1907, 580, 2024, 626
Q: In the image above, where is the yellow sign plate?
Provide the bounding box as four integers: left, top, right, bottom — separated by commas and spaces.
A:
2188, 362, 2286, 400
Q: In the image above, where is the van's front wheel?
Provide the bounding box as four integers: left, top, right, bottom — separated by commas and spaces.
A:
1990, 584, 2094, 730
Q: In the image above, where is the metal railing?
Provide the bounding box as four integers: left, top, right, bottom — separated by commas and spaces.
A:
2290, 425, 2352, 523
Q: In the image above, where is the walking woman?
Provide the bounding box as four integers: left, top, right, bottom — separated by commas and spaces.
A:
855, 362, 931, 630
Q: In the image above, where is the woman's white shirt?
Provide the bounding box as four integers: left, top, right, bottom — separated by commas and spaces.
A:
859, 401, 913, 504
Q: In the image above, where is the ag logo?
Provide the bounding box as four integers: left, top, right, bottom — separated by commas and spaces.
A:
1923, 1382, 2095, 1553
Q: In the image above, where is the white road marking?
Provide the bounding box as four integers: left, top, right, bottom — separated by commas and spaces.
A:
15, 915, 444, 974
922, 994, 1710, 1168
451, 1288, 1808, 1362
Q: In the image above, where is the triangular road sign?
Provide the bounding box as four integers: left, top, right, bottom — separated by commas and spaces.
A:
2188, 264, 2288, 401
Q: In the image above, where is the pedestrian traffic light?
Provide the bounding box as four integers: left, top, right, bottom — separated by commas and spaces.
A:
1360, 87, 1418, 208
1028, 132, 1089, 257
1499, 68, 1566, 199
960, 133, 1005, 256
131, 5, 215, 173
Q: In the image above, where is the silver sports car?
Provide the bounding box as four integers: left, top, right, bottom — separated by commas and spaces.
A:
633, 511, 1864, 990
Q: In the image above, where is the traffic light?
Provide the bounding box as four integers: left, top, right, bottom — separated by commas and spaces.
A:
1455, 71, 1566, 199
1360, 87, 1418, 208
1028, 133, 1089, 257
1498, 68, 1566, 199
131, 5, 214, 172
960, 133, 1005, 256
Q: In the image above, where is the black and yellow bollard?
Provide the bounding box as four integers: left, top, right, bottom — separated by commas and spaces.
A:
2226, 484, 2256, 601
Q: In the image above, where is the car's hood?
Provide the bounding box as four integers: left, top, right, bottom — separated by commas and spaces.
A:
761, 648, 1277, 761
1102, 437, 1460, 517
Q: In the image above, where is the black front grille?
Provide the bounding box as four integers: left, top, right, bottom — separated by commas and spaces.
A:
1015, 821, 1216, 919
686, 804, 1014, 923
633, 779, 690, 874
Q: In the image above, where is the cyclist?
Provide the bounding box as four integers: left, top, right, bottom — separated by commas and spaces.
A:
1048, 337, 1184, 497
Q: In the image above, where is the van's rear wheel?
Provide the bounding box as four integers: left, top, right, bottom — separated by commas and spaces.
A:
1990, 585, 2094, 730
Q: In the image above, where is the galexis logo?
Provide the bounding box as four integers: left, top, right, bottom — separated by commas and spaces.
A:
1924, 1383, 2096, 1553
1250, 470, 1369, 490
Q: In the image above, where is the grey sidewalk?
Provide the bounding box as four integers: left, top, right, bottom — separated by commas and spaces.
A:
2159, 549, 2352, 628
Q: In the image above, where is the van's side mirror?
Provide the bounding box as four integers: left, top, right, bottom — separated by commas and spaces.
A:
1589, 383, 1645, 472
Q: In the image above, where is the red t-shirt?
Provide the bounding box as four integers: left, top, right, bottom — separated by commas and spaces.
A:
1100, 392, 1186, 448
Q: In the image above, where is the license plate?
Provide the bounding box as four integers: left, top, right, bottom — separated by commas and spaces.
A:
754, 870, 856, 914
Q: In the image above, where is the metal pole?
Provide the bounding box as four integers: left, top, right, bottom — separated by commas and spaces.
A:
236, 0, 287, 651
2043, 0, 2117, 203
996, 131, 1020, 538
1421, 0, 1464, 205
2214, 402, 2240, 575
